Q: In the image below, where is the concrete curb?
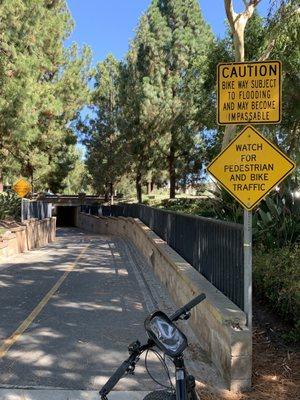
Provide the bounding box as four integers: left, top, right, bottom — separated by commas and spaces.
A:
0, 390, 149, 399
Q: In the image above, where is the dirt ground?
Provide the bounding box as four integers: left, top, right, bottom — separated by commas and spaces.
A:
0, 218, 23, 230
196, 299, 300, 400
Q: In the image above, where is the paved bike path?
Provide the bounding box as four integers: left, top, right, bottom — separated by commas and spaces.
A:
0, 228, 165, 392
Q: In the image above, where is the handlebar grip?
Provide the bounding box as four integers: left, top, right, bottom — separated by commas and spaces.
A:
184, 293, 206, 311
170, 293, 206, 321
99, 354, 135, 397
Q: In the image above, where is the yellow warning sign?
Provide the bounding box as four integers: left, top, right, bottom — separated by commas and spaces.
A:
13, 178, 31, 198
207, 126, 295, 210
217, 61, 281, 125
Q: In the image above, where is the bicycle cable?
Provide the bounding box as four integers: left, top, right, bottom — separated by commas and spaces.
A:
144, 349, 174, 390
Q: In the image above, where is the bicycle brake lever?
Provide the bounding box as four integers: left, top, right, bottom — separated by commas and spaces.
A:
127, 364, 135, 375
128, 340, 141, 354
179, 311, 191, 320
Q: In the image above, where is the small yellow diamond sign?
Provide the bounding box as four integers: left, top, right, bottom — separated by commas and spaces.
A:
207, 126, 296, 210
13, 178, 31, 198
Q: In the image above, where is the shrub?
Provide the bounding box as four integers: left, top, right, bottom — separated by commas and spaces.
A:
253, 245, 300, 343
158, 197, 217, 217
253, 191, 300, 249
0, 191, 21, 221
158, 191, 244, 222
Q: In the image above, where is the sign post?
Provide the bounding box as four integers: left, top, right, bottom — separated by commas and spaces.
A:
207, 125, 295, 326
208, 60, 295, 330
244, 210, 252, 328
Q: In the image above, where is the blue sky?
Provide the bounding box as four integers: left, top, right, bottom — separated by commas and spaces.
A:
66, 0, 269, 65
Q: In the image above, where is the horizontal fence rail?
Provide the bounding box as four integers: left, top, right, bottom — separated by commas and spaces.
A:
81, 204, 244, 309
22, 199, 52, 221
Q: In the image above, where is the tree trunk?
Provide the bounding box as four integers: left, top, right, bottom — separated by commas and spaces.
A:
151, 180, 155, 192
182, 173, 188, 194
147, 181, 151, 195
29, 169, 34, 194
168, 144, 176, 199
0, 170, 3, 192
136, 170, 142, 203
110, 181, 114, 205
222, 0, 256, 149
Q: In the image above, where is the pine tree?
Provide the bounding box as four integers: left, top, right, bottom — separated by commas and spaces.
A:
132, 0, 214, 198
82, 55, 126, 201
0, 0, 91, 192
119, 15, 159, 203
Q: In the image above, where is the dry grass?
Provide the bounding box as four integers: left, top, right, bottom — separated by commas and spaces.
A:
196, 328, 300, 400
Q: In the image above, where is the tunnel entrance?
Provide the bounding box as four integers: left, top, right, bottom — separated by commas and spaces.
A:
56, 206, 77, 227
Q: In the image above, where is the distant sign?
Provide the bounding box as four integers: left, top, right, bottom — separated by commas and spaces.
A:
13, 178, 31, 198
207, 126, 295, 210
217, 61, 281, 125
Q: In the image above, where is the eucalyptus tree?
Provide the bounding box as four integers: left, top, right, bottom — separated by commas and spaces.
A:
222, 0, 300, 149
267, 2, 300, 165
199, 11, 266, 160
201, 0, 299, 174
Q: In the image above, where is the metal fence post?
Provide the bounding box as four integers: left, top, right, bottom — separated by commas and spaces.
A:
21, 198, 24, 222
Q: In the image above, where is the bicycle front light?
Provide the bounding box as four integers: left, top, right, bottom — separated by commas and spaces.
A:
144, 311, 187, 357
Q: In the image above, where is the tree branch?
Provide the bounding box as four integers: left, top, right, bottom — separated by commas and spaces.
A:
224, 0, 237, 29
258, 39, 276, 61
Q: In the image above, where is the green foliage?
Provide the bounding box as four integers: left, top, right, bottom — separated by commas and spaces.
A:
62, 148, 92, 194
0, 192, 21, 221
158, 197, 216, 218
253, 245, 300, 343
81, 55, 126, 198
0, 0, 92, 192
122, 0, 214, 199
207, 187, 244, 223
253, 191, 300, 248
119, 21, 158, 203
201, 2, 300, 174
156, 188, 245, 222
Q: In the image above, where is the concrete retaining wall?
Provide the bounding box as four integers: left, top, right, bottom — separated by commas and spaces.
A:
77, 212, 251, 391
0, 217, 56, 260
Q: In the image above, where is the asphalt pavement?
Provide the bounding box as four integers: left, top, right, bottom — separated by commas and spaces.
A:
0, 227, 223, 399
0, 228, 161, 391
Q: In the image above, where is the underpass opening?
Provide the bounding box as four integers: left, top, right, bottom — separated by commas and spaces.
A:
56, 206, 77, 227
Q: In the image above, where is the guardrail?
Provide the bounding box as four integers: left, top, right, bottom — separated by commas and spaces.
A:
22, 199, 52, 221
81, 203, 244, 309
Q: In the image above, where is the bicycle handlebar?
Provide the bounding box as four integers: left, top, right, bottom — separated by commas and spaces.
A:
170, 293, 206, 321
99, 352, 137, 398
99, 294, 206, 398
99, 341, 153, 398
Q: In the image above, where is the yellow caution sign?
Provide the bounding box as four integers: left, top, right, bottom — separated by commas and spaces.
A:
217, 61, 281, 125
207, 126, 295, 210
13, 178, 31, 198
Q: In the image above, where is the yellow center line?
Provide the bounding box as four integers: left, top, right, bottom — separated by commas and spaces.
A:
0, 242, 91, 359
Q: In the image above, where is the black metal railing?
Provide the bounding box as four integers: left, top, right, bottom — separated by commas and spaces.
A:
22, 199, 52, 221
80, 203, 244, 309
